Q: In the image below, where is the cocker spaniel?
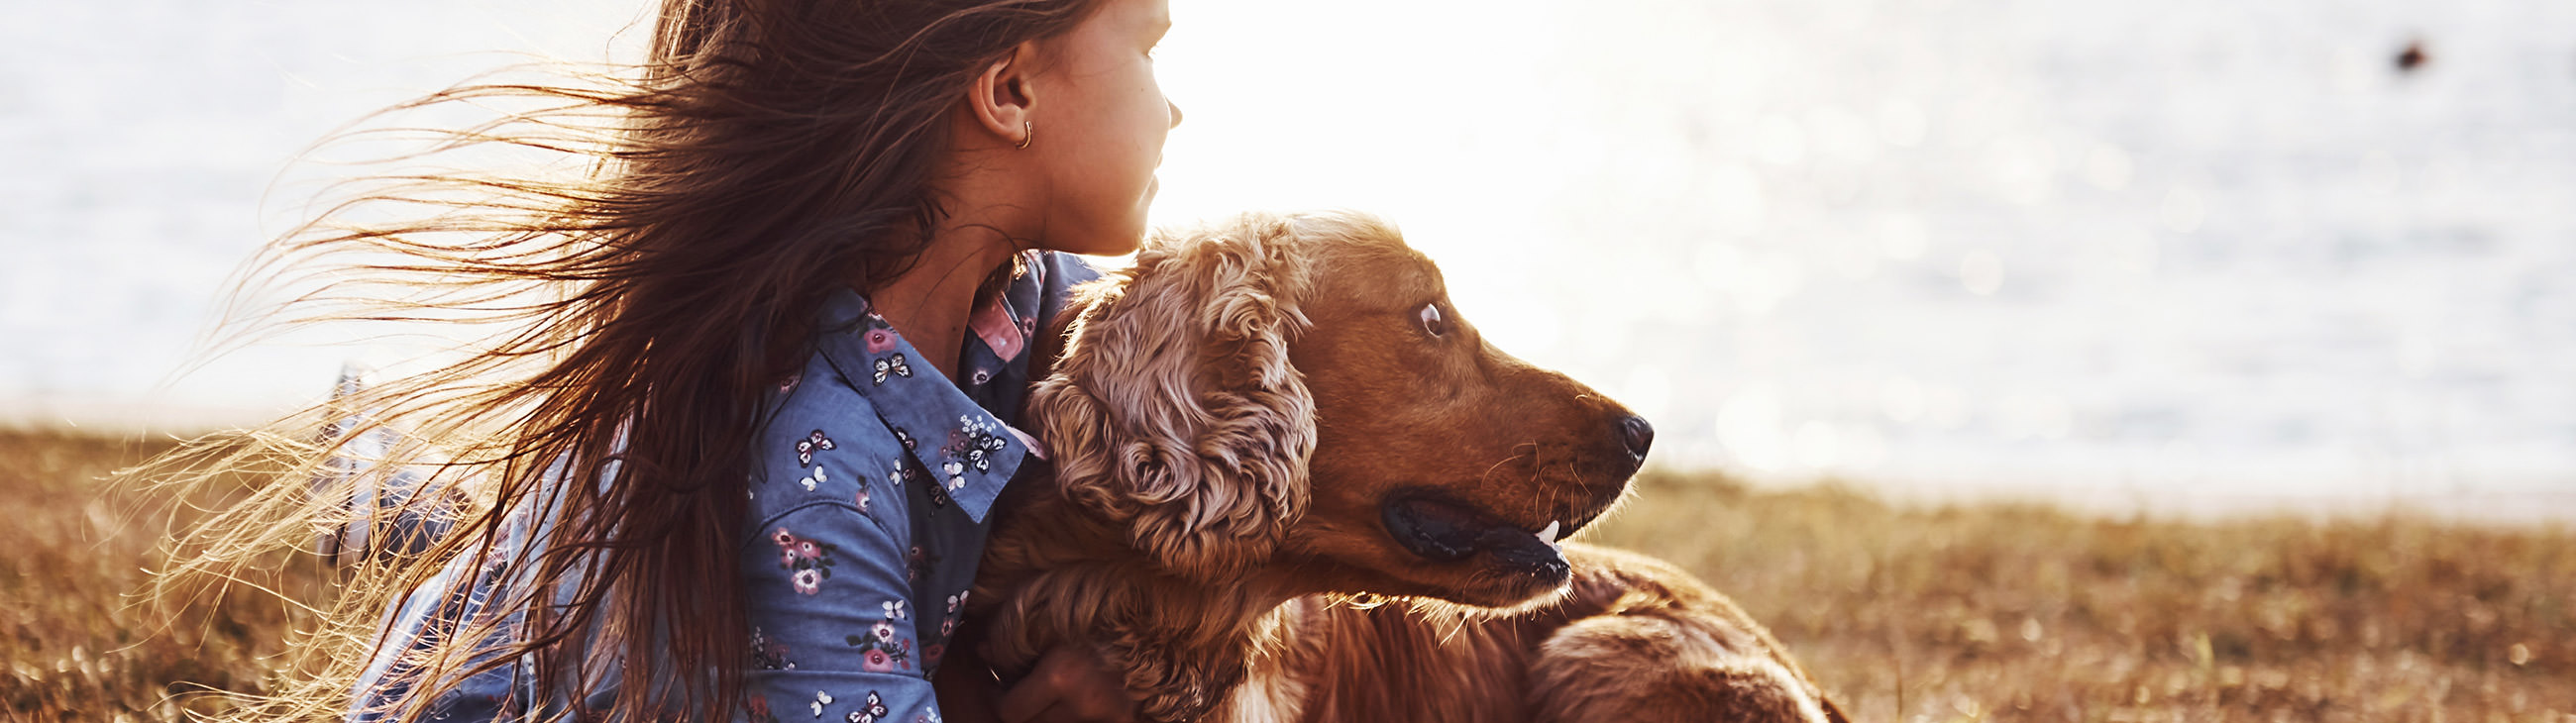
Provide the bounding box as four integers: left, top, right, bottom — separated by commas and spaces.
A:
959, 211, 1847, 722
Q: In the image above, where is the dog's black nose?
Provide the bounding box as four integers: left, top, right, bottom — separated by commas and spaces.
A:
1618, 415, 1654, 460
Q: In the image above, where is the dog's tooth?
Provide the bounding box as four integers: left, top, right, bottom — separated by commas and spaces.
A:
1536, 520, 1560, 545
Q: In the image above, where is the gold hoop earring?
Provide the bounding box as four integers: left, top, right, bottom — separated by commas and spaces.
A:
1016, 121, 1032, 150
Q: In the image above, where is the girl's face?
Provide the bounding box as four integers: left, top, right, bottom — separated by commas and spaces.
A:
1025, 0, 1181, 256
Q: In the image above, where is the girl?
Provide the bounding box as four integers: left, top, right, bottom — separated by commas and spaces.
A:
162, 0, 1179, 720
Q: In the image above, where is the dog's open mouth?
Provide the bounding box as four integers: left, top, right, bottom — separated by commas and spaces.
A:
1380, 491, 1571, 579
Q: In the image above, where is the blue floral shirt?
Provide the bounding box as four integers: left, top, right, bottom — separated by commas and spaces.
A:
350, 251, 1099, 723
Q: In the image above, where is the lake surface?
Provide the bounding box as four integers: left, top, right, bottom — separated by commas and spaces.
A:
5, 0, 2571, 519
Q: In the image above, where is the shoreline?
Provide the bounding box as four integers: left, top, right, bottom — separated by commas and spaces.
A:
1727, 473, 2576, 528
9, 420, 2563, 528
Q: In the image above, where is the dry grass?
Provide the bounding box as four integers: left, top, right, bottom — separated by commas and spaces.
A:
1591, 470, 2576, 723
2, 429, 2571, 721
0, 430, 328, 722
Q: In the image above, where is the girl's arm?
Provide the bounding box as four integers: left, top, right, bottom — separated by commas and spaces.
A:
742, 501, 949, 723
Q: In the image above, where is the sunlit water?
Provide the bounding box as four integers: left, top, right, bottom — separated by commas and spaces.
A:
6, 0, 2572, 518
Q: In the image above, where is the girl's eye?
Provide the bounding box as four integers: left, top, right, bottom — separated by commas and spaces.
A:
1419, 303, 1449, 338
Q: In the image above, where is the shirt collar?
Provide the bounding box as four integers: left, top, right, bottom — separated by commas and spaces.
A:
811, 282, 1035, 523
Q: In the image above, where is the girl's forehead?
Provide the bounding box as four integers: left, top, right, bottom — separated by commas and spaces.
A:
1086, 0, 1171, 33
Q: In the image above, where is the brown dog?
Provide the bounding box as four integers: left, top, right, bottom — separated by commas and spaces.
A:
961, 211, 1847, 722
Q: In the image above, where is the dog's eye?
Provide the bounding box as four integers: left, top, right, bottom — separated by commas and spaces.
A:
1418, 303, 1449, 338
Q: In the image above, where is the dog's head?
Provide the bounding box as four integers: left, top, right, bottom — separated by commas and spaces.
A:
1030, 211, 1650, 607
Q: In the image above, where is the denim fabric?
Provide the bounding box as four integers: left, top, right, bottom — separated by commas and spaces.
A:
349, 251, 1099, 723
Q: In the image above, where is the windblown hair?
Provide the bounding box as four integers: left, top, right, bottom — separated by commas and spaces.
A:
147, 1, 1104, 720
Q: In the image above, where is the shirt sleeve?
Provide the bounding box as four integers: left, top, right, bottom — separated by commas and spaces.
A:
742, 496, 943, 723
741, 361, 947, 723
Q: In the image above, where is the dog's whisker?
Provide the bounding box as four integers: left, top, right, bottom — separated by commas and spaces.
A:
1520, 441, 1550, 484
1480, 448, 1536, 486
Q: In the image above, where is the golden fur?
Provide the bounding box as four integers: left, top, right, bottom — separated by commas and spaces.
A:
958, 211, 1847, 722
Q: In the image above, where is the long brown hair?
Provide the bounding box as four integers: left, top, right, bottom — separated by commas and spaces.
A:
151, 0, 1104, 719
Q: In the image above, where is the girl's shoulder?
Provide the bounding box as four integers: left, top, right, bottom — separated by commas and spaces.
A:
743, 256, 1073, 535
745, 350, 904, 533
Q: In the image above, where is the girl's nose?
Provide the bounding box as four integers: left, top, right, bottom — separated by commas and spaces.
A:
1167, 98, 1184, 129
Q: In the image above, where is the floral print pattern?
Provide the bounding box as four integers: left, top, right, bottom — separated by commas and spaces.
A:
941, 415, 1008, 489
343, 251, 1094, 723
937, 590, 968, 639
845, 616, 915, 673
871, 354, 913, 384
906, 545, 934, 585
774, 527, 838, 595
845, 691, 891, 723
751, 627, 795, 671
796, 430, 836, 466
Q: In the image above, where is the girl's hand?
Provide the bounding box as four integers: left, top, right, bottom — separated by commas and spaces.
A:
996, 645, 1139, 723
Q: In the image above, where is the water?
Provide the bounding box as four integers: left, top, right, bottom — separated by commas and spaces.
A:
5, 0, 2572, 518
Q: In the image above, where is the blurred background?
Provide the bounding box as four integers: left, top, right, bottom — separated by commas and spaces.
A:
4, 0, 2572, 519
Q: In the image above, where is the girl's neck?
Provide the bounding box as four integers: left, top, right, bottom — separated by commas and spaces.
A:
869, 224, 1022, 383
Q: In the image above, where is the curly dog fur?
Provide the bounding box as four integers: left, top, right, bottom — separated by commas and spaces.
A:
954, 211, 1847, 722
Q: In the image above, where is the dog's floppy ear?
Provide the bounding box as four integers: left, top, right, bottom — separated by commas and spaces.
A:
1028, 213, 1316, 583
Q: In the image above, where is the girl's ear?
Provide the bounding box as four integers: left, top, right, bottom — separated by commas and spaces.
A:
966, 42, 1039, 149
1028, 214, 1315, 583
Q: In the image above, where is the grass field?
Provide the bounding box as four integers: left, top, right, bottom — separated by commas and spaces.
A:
3, 428, 2571, 722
